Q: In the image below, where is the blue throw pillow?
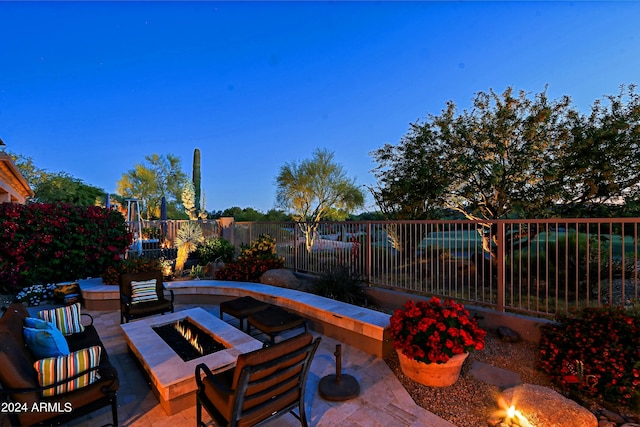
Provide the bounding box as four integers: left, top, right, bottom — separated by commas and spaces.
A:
23, 324, 70, 359
25, 316, 56, 330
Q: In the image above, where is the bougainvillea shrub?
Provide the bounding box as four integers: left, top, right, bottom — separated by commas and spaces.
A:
0, 203, 131, 293
537, 305, 640, 406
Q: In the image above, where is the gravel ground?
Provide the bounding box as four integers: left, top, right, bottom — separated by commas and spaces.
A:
384, 330, 639, 427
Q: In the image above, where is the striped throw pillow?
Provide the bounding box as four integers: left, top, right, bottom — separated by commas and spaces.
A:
131, 279, 158, 304
38, 302, 85, 336
34, 345, 102, 397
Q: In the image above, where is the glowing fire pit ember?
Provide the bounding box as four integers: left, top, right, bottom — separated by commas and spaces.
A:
152, 318, 226, 362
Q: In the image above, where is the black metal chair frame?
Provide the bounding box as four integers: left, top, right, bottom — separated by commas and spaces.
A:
119, 271, 174, 324
195, 334, 321, 427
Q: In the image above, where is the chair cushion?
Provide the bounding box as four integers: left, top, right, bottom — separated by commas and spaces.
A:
131, 279, 159, 304
38, 303, 85, 336
34, 345, 102, 397
23, 320, 70, 359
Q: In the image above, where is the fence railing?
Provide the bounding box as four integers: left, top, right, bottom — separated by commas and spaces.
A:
232, 219, 640, 317
127, 218, 640, 317
126, 219, 220, 259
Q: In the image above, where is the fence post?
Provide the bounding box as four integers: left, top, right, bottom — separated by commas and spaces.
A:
366, 222, 372, 285
294, 222, 299, 272
496, 221, 506, 312
219, 217, 235, 247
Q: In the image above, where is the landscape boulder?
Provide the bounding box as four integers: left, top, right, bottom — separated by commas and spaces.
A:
260, 269, 301, 289
498, 384, 597, 427
496, 326, 522, 343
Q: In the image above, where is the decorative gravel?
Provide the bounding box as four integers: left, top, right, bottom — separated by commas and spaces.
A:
384, 331, 639, 427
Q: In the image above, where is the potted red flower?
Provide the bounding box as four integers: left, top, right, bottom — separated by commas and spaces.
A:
390, 297, 486, 386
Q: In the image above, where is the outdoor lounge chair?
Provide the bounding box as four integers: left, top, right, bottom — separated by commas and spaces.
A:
195, 332, 321, 427
0, 303, 119, 426
119, 270, 174, 324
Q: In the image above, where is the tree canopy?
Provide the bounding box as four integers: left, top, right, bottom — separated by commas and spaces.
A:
276, 148, 365, 251
116, 153, 187, 219
10, 152, 106, 206
371, 85, 640, 222
32, 173, 105, 206
276, 148, 365, 222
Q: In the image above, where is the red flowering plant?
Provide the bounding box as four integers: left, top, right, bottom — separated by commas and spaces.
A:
537, 304, 640, 408
390, 298, 487, 364
0, 203, 131, 294
216, 234, 284, 282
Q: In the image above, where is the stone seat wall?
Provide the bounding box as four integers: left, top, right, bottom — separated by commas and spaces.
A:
79, 278, 391, 357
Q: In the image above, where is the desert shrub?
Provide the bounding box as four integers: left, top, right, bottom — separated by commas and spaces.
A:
195, 237, 235, 264
312, 266, 367, 306
175, 222, 204, 272
537, 304, 640, 407
190, 265, 205, 279
0, 203, 131, 293
238, 234, 279, 261
215, 234, 284, 282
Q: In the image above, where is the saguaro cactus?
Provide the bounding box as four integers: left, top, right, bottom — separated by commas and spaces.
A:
193, 148, 201, 214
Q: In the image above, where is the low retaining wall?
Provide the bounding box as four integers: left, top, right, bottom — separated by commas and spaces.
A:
79, 278, 392, 357
366, 287, 553, 343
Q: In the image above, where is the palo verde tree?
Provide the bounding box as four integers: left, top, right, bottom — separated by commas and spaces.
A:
370, 86, 640, 258
276, 148, 365, 252
116, 153, 187, 219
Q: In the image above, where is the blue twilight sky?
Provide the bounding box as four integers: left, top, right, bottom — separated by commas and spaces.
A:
1, 1, 639, 213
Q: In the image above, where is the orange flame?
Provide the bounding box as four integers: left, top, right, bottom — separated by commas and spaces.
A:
174, 322, 204, 355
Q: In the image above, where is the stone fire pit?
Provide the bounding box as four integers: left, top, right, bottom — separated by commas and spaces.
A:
121, 307, 262, 415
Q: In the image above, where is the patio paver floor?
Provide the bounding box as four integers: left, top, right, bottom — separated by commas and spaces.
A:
5, 303, 455, 427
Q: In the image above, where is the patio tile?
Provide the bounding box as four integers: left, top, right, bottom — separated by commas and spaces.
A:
58, 304, 454, 427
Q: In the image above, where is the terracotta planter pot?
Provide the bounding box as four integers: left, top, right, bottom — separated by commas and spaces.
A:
396, 349, 468, 387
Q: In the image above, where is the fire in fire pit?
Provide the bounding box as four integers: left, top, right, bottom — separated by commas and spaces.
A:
153, 318, 227, 362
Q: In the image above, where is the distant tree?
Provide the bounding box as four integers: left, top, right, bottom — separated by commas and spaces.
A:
276, 148, 365, 252
116, 154, 187, 219
220, 206, 265, 222
9, 152, 105, 206
349, 211, 386, 221
213, 207, 291, 222
33, 173, 105, 206
263, 209, 292, 221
